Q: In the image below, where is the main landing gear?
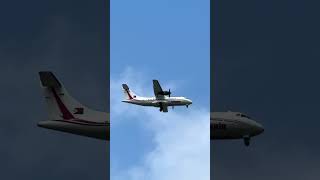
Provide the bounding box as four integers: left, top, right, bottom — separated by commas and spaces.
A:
159, 102, 163, 112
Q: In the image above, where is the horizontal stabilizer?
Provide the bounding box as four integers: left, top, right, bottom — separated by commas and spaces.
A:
39, 71, 62, 88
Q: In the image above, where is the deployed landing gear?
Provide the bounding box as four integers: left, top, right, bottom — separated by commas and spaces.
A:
243, 136, 250, 146
159, 107, 163, 112
186, 105, 189, 108
159, 103, 163, 112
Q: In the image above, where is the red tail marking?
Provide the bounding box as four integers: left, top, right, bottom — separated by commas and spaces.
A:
51, 88, 75, 120
125, 89, 134, 100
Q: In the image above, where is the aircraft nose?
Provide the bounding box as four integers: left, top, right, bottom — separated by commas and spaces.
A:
247, 120, 264, 137
254, 122, 264, 135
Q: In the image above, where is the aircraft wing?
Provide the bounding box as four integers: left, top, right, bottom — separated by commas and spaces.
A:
153, 80, 164, 99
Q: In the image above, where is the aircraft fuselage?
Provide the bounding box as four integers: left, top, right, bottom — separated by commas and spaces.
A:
122, 96, 192, 107
38, 119, 109, 140
211, 112, 264, 146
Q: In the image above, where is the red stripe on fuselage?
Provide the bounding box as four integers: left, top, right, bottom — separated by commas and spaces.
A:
51, 88, 75, 120
54, 120, 108, 127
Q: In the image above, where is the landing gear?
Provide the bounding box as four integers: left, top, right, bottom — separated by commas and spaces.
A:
243, 136, 250, 146
159, 103, 163, 112
186, 105, 189, 108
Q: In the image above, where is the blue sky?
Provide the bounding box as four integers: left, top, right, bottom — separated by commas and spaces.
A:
111, 0, 209, 179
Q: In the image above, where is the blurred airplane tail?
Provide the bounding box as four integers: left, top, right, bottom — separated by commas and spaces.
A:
122, 84, 138, 100
39, 71, 97, 120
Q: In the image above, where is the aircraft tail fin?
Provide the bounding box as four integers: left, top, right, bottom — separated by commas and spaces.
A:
39, 71, 102, 121
39, 71, 62, 88
122, 84, 137, 100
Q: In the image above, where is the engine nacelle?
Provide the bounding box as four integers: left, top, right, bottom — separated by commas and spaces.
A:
162, 91, 171, 95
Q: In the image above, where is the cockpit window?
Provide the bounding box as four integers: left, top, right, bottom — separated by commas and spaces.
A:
241, 114, 251, 119
236, 113, 251, 119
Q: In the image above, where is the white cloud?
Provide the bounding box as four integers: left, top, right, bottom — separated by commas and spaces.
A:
111, 67, 210, 180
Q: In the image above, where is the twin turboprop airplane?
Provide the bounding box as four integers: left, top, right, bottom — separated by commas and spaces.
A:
211, 111, 264, 146
37, 71, 109, 140
37, 72, 262, 145
122, 80, 192, 112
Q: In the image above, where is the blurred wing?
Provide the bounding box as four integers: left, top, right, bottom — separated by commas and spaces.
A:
153, 80, 164, 99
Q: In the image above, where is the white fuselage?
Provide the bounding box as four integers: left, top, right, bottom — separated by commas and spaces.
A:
38, 119, 109, 140
122, 96, 192, 107
211, 112, 264, 140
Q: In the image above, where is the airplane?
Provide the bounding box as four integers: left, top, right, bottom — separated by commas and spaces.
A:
122, 80, 192, 112
37, 71, 109, 141
211, 111, 264, 146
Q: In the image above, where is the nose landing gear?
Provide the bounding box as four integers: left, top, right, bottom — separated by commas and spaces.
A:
243, 136, 250, 146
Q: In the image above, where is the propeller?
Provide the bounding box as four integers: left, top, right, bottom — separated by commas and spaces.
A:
158, 89, 172, 97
